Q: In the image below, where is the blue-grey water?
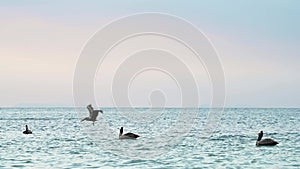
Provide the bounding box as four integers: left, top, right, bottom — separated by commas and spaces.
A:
0, 108, 299, 168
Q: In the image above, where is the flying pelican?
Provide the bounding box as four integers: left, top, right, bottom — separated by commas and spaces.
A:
119, 127, 139, 139
81, 104, 103, 125
256, 131, 279, 146
23, 125, 32, 134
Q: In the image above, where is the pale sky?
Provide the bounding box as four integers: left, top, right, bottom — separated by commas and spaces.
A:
0, 1, 299, 107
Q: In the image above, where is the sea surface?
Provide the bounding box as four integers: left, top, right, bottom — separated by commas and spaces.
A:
0, 108, 299, 168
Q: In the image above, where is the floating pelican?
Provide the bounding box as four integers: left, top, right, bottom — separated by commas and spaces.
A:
119, 127, 139, 139
256, 131, 278, 146
81, 104, 103, 125
23, 125, 32, 134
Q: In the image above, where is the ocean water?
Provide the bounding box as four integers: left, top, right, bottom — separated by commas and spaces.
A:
0, 108, 299, 168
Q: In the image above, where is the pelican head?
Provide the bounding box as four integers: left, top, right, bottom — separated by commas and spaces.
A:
257, 131, 263, 141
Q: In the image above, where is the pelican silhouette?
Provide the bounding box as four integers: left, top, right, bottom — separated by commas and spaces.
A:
23, 125, 32, 134
119, 127, 139, 139
81, 104, 103, 125
256, 131, 278, 146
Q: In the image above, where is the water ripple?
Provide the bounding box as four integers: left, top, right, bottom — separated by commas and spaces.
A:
0, 108, 299, 168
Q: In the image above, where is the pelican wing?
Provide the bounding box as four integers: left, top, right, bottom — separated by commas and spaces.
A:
87, 106, 93, 117
259, 139, 278, 145
124, 132, 139, 138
